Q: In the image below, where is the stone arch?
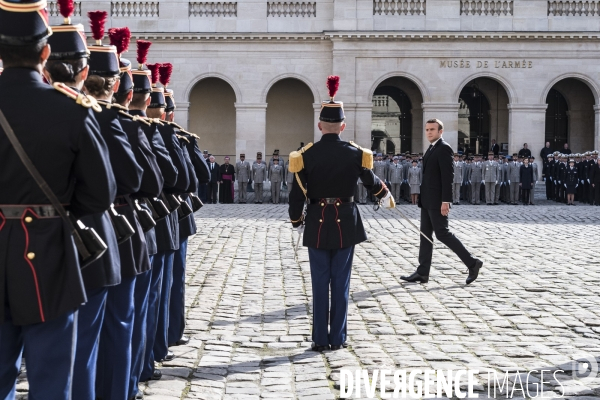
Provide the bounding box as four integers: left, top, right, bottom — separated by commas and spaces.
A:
540, 73, 600, 105
368, 71, 430, 103
454, 72, 517, 104
261, 73, 319, 103
184, 72, 242, 103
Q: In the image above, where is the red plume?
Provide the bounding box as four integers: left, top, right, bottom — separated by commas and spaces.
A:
88, 11, 107, 41
136, 40, 152, 67
147, 63, 160, 85
158, 63, 173, 87
108, 27, 131, 55
326, 75, 340, 100
57, 0, 74, 20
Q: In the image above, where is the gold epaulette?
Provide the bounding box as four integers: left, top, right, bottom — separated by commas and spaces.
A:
288, 142, 313, 173
53, 82, 102, 113
118, 110, 152, 126
176, 134, 190, 143
148, 118, 164, 126
167, 121, 183, 130
349, 141, 373, 169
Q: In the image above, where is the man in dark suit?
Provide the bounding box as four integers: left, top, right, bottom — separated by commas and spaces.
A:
207, 155, 220, 203
400, 119, 482, 285
490, 139, 499, 156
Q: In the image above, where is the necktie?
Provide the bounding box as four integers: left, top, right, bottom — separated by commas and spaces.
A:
427, 144, 433, 153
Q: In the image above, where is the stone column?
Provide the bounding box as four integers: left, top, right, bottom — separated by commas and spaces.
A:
508, 104, 547, 156
595, 105, 600, 151
177, 101, 190, 131
235, 103, 267, 162
354, 103, 373, 148
422, 103, 460, 152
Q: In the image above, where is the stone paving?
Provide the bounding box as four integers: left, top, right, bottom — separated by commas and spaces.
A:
17, 200, 600, 399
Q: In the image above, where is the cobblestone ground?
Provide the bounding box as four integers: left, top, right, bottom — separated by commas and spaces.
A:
17, 199, 600, 399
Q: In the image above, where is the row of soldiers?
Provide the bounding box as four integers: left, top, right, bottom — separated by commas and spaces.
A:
451, 152, 540, 205
542, 151, 600, 205
0, 2, 209, 400
366, 153, 424, 204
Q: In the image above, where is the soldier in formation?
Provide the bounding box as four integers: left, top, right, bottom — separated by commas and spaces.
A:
0, 4, 208, 399
235, 154, 251, 203
252, 152, 267, 203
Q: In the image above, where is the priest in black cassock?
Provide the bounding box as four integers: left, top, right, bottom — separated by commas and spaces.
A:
219, 156, 235, 203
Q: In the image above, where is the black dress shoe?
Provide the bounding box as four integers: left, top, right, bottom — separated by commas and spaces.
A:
172, 336, 190, 346
400, 271, 429, 283
151, 369, 162, 380
330, 342, 348, 350
162, 351, 175, 361
466, 259, 483, 285
311, 344, 330, 352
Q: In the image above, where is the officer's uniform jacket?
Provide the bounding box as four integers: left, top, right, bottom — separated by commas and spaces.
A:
252, 161, 267, 182
482, 160, 499, 182
468, 161, 483, 182
408, 166, 422, 185
80, 101, 143, 285
373, 160, 387, 182
269, 164, 284, 183
177, 134, 199, 239
462, 162, 471, 184
453, 161, 464, 184
508, 162, 521, 183
531, 162, 539, 182
288, 134, 388, 249
0, 69, 116, 325
388, 162, 404, 184
235, 160, 251, 183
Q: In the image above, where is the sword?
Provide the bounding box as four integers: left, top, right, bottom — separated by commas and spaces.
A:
375, 201, 434, 246
293, 228, 303, 262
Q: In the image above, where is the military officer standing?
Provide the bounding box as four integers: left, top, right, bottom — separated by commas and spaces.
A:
253, 152, 267, 203
236, 154, 251, 203
482, 152, 499, 205
388, 156, 404, 202
288, 76, 394, 352
468, 155, 483, 205
508, 156, 521, 205
452, 153, 463, 205
270, 158, 284, 203
0, 1, 116, 397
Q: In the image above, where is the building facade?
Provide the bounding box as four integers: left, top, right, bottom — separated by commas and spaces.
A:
53, 0, 600, 160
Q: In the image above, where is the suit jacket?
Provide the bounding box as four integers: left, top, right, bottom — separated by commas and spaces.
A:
418, 138, 453, 210
491, 143, 499, 155
208, 162, 221, 183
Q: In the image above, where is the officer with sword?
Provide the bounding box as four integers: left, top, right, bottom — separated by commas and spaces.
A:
288, 76, 395, 352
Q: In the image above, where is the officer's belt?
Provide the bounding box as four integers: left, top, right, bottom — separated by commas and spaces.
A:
0, 204, 64, 219
113, 196, 129, 207
308, 197, 354, 205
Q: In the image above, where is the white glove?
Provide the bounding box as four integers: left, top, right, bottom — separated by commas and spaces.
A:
296, 225, 305, 235
564, 184, 567, 188
576, 184, 579, 188
508, 180, 511, 185
481, 180, 484, 184
581, 180, 584, 184
588, 179, 591, 184
381, 191, 395, 209
495, 181, 498, 185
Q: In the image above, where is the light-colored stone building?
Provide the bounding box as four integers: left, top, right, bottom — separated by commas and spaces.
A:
54, 0, 600, 161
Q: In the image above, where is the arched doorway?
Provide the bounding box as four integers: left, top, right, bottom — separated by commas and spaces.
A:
458, 78, 509, 156
189, 77, 236, 158
544, 78, 595, 152
266, 78, 314, 157
371, 77, 423, 154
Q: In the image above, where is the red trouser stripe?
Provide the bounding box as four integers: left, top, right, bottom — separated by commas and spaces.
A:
316, 203, 327, 248
21, 209, 45, 322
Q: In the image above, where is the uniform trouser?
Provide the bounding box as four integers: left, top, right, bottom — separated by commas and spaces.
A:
546, 179, 554, 199
271, 182, 281, 203
357, 183, 367, 203
153, 250, 176, 362
466, 184, 471, 203
198, 183, 208, 203
417, 208, 476, 276
485, 182, 496, 204
0, 308, 76, 400
522, 189, 531, 204
128, 267, 152, 399
530, 182, 536, 204
72, 287, 109, 400
391, 183, 401, 202
238, 181, 247, 202
510, 182, 520, 203
555, 182, 561, 202
140, 252, 165, 381
595, 184, 600, 205
452, 183, 461, 203
471, 182, 481, 204
96, 275, 136, 400
168, 238, 188, 346
255, 183, 264, 202
307, 246, 354, 346
494, 183, 501, 203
